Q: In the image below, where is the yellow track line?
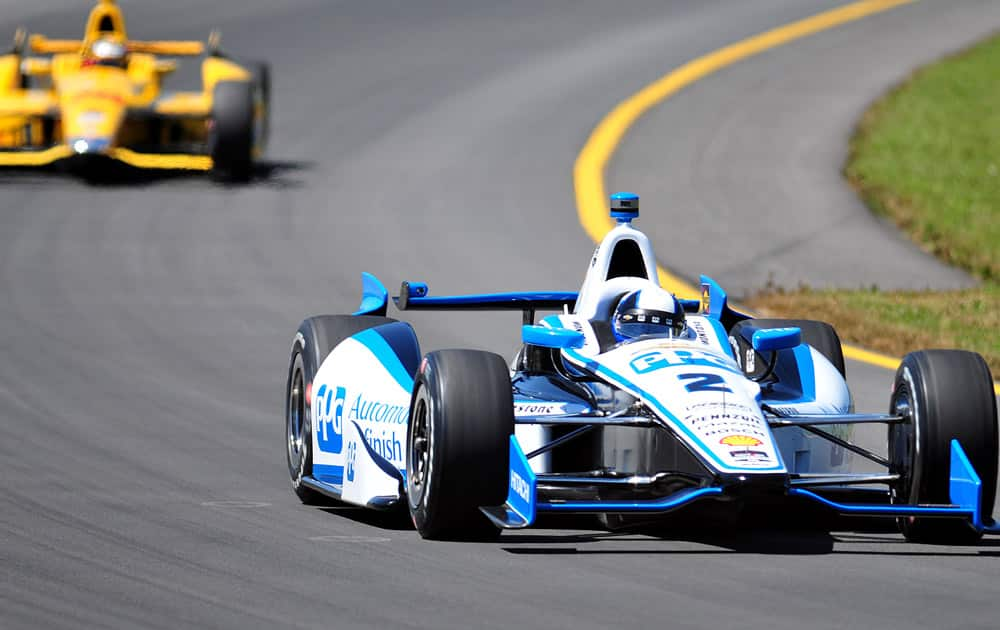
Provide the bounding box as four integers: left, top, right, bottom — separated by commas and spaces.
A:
574, 0, 913, 298
570, 0, 1000, 392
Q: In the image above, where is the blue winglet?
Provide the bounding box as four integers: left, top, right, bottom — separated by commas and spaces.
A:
949, 439, 992, 532
507, 435, 536, 525
480, 436, 537, 529
354, 272, 389, 316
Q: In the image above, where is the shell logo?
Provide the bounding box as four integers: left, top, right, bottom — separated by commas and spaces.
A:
720, 434, 762, 447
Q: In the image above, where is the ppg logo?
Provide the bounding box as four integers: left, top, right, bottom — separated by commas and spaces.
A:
314, 384, 345, 454
630, 351, 669, 374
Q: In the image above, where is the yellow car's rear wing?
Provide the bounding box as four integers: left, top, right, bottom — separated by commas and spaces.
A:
127, 40, 205, 56
29, 35, 205, 57
27, 36, 81, 55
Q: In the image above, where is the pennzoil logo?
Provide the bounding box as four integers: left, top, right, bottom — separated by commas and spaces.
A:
720, 434, 762, 447
700, 283, 710, 314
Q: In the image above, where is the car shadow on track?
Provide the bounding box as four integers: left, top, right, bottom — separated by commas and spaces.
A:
0, 159, 313, 189
499, 515, 1000, 557
304, 504, 1000, 555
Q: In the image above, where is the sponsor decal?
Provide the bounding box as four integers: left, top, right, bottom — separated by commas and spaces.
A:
685, 400, 757, 415
685, 409, 766, 435
514, 402, 574, 416
688, 319, 710, 346
730, 450, 772, 464
345, 441, 356, 482
510, 470, 531, 504
720, 434, 763, 447
728, 335, 742, 368
315, 387, 408, 455
314, 384, 346, 454
629, 348, 739, 375
630, 351, 670, 374
700, 283, 711, 314
348, 394, 408, 425
363, 426, 403, 464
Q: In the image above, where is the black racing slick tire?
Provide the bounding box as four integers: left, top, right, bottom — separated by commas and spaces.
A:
210, 80, 255, 181
730, 318, 846, 379
888, 350, 998, 544
406, 350, 513, 540
285, 315, 396, 504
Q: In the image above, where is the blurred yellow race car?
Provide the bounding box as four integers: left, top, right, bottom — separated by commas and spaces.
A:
0, 0, 269, 180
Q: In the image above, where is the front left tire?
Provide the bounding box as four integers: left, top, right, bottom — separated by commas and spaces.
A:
210, 80, 255, 181
285, 315, 396, 504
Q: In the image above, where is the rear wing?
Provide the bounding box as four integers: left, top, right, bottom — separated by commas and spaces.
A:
29, 35, 205, 57
396, 281, 577, 325
349, 273, 577, 323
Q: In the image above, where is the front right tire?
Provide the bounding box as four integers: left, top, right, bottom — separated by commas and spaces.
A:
888, 349, 998, 543
406, 350, 513, 540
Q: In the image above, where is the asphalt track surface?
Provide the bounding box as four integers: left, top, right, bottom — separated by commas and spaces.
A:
1, 1, 998, 629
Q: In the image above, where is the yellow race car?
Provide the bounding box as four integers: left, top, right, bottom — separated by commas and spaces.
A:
0, 0, 269, 180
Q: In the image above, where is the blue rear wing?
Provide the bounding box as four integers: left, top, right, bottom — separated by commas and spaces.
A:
394, 280, 577, 325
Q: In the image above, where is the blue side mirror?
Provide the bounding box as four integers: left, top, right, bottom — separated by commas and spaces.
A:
522, 325, 586, 349
751, 327, 801, 353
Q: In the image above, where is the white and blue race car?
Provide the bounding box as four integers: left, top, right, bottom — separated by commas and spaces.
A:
284, 193, 999, 543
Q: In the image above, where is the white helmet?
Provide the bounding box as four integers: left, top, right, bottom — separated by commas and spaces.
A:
88, 38, 128, 68
612, 286, 686, 341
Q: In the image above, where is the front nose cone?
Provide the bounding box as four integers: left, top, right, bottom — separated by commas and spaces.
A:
70, 138, 110, 154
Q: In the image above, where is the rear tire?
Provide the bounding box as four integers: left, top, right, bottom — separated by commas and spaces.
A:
888, 350, 997, 544
286, 315, 396, 504
210, 80, 255, 181
730, 318, 845, 378
406, 350, 513, 540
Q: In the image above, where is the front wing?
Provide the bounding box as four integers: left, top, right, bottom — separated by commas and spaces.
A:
0, 147, 212, 170
482, 435, 1000, 535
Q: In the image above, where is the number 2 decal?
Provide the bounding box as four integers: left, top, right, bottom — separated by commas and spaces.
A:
677, 372, 732, 393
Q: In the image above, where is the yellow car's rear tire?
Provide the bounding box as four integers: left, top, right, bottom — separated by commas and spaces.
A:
210, 80, 254, 181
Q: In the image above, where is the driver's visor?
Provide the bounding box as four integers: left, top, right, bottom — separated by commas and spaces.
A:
617, 308, 684, 336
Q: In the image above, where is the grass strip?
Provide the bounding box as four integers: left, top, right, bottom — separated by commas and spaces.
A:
752, 31, 1000, 376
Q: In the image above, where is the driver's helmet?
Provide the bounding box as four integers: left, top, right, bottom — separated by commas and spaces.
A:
85, 38, 129, 68
612, 286, 687, 341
